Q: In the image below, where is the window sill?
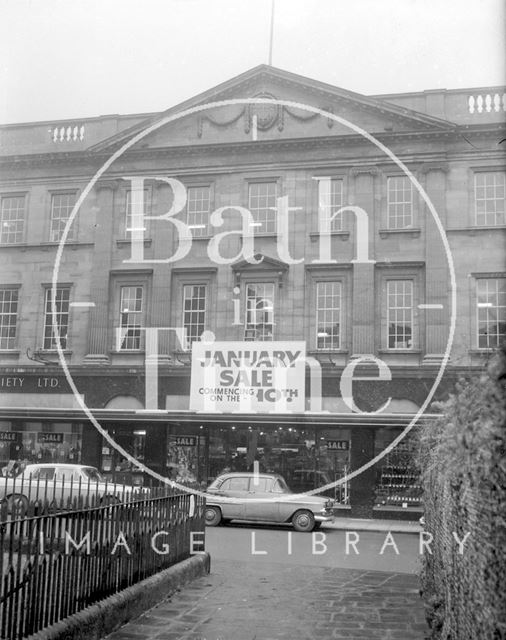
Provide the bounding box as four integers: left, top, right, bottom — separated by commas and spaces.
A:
109, 350, 145, 355
309, 231, 350, 242
242, 233, 278, 239
446, 225, 506, 234
0, 349, 20, 356
379, 228, 421, 239
0, 242, 94, 251
378, 349, 422, 355
468, 348, 500, 355
37, 349, 72, 355
308, 349, 349, 356
116, 238, 152, 248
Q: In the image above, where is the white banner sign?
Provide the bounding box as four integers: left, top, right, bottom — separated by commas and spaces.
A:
190, 341, 306, 413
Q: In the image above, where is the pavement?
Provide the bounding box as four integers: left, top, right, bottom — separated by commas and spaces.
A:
104, 519, 427, 640
103, 537, 428, 640
326, 516, 421, 534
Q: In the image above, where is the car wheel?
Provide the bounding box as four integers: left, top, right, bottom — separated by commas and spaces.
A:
292, 509, 315, 532
10, 494, 29, 517
205, 506, 222, 526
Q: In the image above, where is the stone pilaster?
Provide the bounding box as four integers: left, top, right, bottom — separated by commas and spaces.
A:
421, 165, 450, 365
150, 181, 175, 363
84, 181, 117, 364
350, 169, 377, 356
349, 427, 376, 518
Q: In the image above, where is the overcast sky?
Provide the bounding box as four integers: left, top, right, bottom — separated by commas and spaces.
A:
0, 0, 504, 124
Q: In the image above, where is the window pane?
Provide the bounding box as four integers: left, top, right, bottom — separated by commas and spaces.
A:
183, 284, 207, 348
318, 178, 343, 232
244, 283, 274, 341
248, 183, 277, 234
0, 289, 18, 349
125, 189, 149, 239
387, 177, 413, 229
187, 186, 210, 237
43, 287, 70, 350
316, 281, 341, 350
50, 193, 76, 242
220, 477, 249, 491
119, 286, 143, 350
475, 173, 506, 226
0, 196, 25, 244
387, 280, 413, 349
476, 278, 506, 348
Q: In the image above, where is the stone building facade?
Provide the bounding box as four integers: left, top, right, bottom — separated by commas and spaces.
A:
0, 66, 504, 517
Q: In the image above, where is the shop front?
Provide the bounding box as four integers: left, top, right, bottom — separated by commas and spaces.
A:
0, 406, 426, 518
0, 418, 83, 476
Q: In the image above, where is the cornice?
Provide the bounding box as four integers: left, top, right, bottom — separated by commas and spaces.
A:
0, 126, 474, 169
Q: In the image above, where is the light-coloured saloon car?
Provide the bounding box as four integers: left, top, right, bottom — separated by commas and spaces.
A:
205, 472, 334, 532
0, 463, 145, 512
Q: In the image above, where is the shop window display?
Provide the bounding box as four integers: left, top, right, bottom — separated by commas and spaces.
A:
101, 427, 145, 485
0, 421, 82, 476
374, 428, 422, 510
207, 424, 350, 500
166, 431, 206, 486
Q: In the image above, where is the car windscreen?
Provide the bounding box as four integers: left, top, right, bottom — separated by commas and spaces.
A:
82, 467, 105, 482
29, 467, 55, 481
219, 477, 249, 491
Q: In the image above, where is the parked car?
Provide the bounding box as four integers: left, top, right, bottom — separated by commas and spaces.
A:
205, 472, 334, 532
0, 463, 146, 514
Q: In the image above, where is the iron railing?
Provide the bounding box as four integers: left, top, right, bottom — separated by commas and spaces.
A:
0, 477, 205, 640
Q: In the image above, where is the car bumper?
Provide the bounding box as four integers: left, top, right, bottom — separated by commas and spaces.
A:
315, 512, 334, 523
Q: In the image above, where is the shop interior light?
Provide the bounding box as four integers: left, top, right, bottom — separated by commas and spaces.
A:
133, 430, 146, 436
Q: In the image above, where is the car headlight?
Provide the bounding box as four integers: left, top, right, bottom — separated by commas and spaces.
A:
325, 499, 334, 510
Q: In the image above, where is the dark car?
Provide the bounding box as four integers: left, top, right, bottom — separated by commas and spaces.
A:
205, 472, 334, 532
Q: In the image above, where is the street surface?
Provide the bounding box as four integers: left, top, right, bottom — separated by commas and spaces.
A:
206, 523, 421, 574
105, 524, 427, 639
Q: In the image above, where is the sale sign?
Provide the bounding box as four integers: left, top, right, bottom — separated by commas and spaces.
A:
189, 341, 306, 413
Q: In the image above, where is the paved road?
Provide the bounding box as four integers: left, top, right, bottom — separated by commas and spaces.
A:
105, 525, 428, 640
206, 523, 422, 574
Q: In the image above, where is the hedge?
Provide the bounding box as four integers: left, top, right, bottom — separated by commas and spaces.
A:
418, 346, 506, 639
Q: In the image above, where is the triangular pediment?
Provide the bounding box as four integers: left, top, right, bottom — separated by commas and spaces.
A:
90, 65, 456, 153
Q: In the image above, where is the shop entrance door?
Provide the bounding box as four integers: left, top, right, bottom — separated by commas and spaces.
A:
100, 424, 145, 486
